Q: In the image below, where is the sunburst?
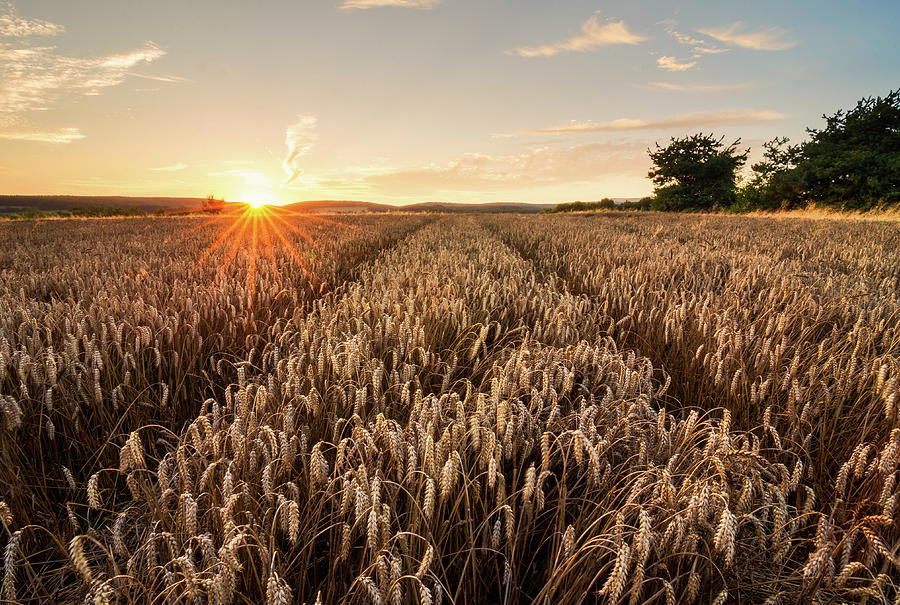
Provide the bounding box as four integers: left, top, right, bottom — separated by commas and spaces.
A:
187, 202, 369, 305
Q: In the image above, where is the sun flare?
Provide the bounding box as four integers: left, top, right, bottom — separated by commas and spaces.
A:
189, 202, 368, 305
233, 186, 282, 208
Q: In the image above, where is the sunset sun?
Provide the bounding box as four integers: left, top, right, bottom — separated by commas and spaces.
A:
233, 186, 282, 209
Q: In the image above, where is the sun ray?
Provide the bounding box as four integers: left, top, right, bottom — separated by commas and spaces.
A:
270, 206, 373, 234
195, 207, 252, 268
218, 211, 253, 278
268, 211, 322, 249
260, 214, 277, 264
246, 212, 259, 305
178, 212, 231, 239
187, 203, 329, 305
261, 210, 317, 284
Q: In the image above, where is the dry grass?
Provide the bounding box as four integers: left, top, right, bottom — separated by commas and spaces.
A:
743, 204, 900, 222
0, 212, 897, 604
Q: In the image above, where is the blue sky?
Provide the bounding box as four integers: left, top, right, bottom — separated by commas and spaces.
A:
1, 0, 898, 203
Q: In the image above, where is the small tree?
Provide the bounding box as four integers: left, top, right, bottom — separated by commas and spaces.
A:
202, 195, 226, 214
737, 137, 804, 211
648, 134, 749, 211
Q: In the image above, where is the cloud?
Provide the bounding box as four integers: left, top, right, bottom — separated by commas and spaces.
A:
0, 127, 83, 142
127, 71, 191, 84
656, 56, 697, 72
150, 162, 188, 172
0, 41, 167, 115
0, 9, 181, 141
0, 3, 64, 37
697, 22, 797, 51
511, 16, 647, 57
317, 141, 650, 194
282, 114, 318, 184
691, 45, 730, 56
340, 0, 443, 9
522, 109, 786, 135
663, 23, 728, 55
651, 82, 752, 92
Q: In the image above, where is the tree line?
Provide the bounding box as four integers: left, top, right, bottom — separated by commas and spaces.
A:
543, 198, 653, 213
552, 88, 899, 213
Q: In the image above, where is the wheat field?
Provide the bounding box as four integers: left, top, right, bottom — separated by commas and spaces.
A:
0, 211, 898, 604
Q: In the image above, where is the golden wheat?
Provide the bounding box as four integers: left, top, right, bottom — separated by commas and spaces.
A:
0, 212, 897, 603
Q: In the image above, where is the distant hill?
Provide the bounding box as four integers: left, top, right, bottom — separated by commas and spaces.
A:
279, 200, 555, 214
401, 202, 554, 213
0, 195, 204, 214
277, 200, 395, 213
1, 196, 558, 215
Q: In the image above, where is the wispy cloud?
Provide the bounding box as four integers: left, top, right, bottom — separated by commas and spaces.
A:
663, 23, 728, 55
521, 109, 786, 135
0, 41, 167, 115
127, 71, 191, 84
0, 127, 83, 142
691, 45, 730, 56
697, 22, 797, 51
510, 15, 647, 58
317, 141, 649, 194
0, 2, 64, 37
340, 0, 444, 9
651, 81, 753, 92
1, 6, 181, 143
150, 162, 188, 172
282, 114, 318, 184
656, 56, 697, 72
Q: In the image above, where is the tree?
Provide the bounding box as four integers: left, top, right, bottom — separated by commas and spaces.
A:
736, 137, 804, 211
635, 196, 654, 210
796, 89, 900, 209
648, 134, 749, 211
202, 195, 226, 214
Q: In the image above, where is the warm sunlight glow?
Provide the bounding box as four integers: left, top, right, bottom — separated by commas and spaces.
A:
190, 204, 367, 305
233, 187, 283, 208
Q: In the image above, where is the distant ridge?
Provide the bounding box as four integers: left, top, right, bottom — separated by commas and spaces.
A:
0, 195, 205, 213
1, 196, 557, 214
401, 202, 555, 213
279, 200, 555, 214
277, 200, 394, 213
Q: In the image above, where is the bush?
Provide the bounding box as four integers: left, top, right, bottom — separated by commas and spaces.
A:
203, 195, 226, 214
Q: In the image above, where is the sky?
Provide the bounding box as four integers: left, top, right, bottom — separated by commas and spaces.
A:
0, 0, 898, 205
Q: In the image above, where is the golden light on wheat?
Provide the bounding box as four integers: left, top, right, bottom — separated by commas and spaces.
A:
0, 212, 897, 604
189, 204, 369, 302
